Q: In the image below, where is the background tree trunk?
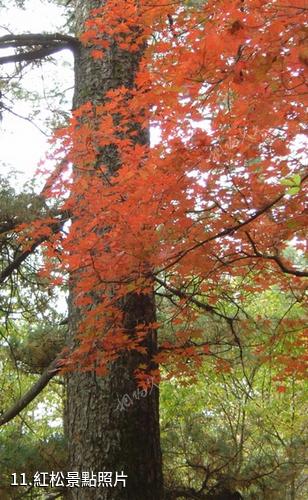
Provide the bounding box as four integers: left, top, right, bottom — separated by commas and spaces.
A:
65, 1, 163, 499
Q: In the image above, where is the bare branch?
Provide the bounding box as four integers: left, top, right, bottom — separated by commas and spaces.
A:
0, 45, 69, 65
0, 102, 50, 136
159, 171, 308, 275
153, 275, 235, 322
0, 33, 79, 48
0, 32, 80, 65
159, 191, 286, 273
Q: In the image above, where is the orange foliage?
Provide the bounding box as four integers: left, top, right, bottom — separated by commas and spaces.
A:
39, 0, 307, 379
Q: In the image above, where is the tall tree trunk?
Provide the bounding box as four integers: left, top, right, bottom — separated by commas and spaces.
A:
65, 1, 163, 499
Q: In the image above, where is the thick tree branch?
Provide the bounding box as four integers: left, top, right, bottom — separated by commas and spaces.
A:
0, 32, 80, 65
0, 33, 79, 48
0, 45, 69, 65
0, 356, 62, 426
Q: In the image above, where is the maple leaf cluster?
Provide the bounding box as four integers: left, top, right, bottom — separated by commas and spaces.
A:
34, 0, 307, 380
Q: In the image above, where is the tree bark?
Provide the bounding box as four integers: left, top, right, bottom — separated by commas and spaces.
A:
65, 1, 163, 499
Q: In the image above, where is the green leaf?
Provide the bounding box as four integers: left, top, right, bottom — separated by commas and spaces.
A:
287, 186, 300, 196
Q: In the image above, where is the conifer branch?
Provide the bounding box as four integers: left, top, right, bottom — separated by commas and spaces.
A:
0, 356, 62, 426
0, 32, 80, 65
